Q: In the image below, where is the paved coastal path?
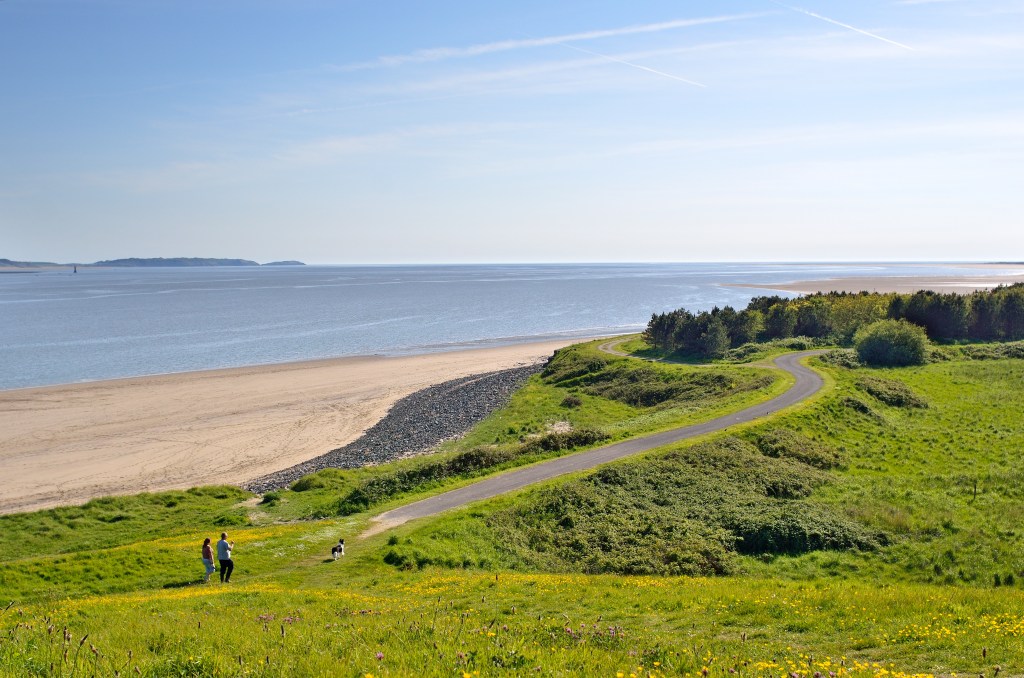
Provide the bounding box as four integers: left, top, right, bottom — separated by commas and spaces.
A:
364, 349, 825, 536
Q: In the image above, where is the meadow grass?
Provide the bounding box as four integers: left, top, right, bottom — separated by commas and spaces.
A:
3, 343, 1024, 676
3, 569, 1021, 677
0, 486, 250, 561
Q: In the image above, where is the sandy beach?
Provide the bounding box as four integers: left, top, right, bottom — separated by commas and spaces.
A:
0, 339, 577, 515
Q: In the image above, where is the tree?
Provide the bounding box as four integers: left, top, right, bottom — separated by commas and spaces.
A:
999, 287, 1024, 340
901, 291, 969, 340
968, 292, 1002, 340
793, 297, 834, 339
854, 319, 929, 367
728, 309, 764, 346
696, 315, 731, 358
830, 292, 891, 344
762, 303, 797, 340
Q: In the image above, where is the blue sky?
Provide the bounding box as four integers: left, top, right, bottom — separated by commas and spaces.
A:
2, 0, 1022, 264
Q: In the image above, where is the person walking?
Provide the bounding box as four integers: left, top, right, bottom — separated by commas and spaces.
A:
217, 532, 234, 583
201, 537, 216, 583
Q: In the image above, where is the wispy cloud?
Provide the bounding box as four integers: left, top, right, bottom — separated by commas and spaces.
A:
550, 41, 706, 87
334, 12, 771, 71
771, 1, 915, 50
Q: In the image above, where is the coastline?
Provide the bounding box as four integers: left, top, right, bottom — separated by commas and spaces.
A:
730, 271, 1024, 295
6, 265, 1024, 516
0, 338, 580, 515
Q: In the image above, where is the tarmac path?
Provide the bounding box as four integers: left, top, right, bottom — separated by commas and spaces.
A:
364, 349, 825, 536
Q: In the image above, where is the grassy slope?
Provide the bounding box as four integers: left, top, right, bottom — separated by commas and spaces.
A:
3, 342, 1024, 677
251, 340, 790, 522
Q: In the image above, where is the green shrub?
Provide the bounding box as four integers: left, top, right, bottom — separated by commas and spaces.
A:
474, 436, 881, 575
959, 341, 1024, 360
543, 345, 770, 405
754, 429, 845, 469
560, 394, 583, 408
840, 396, 879, 418
857, 376, 928, 408
290, 475, 327, 492
541, 349, 607, 384
522, 428, 608, 453
775, 336, 818, 350
724, 503, 884, 556
581, 368, 737, 407
854, 319, 929, 367
819, 348, 861, 369
212, 510, 249, 527
724, 342, 764, 361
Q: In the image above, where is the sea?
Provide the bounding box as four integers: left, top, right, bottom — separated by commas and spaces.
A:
1, 262, 1018, 391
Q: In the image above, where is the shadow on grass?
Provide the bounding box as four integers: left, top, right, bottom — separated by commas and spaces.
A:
163, 580, 204, 589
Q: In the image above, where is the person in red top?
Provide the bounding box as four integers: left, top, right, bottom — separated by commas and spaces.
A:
201, 538, 216, 583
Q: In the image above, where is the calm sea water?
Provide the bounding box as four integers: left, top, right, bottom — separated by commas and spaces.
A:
0, 262, 1016, 390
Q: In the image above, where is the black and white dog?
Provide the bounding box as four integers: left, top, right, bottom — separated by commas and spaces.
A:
331, 539, 345, 560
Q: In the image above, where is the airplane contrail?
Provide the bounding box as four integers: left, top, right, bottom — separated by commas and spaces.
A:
555, 41, 707, 88
338, 12, 770, 71
770, 1, 915, 50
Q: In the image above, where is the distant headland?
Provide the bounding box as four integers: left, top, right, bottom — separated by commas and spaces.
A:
1, 257, 305, 269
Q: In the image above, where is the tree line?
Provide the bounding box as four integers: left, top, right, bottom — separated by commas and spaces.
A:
644, 284, 1024, 359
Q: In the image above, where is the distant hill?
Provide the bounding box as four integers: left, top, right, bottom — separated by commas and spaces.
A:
262, 260, 306, 266
93, 257, 260, 267
0, 258, 62, 267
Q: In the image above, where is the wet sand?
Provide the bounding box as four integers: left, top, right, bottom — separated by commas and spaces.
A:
0, 340, 578, 515
732, 267, 1024, 294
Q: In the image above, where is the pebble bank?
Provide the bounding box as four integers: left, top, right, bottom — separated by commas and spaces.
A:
245, 363, 543, 493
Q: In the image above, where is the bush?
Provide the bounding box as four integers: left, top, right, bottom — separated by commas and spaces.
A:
841, 396, 879, 418
857, 376, 928, 408
290, 475, 327, 492
959, 341, 1024, 361
819, 348, 861, 369
560, 394, 583, 408
477, 436, 881, 576
521, 428, 609, 453
542, 349, 607, 385
854, 319, 929, 367
724, 342, 764, 361
725, 503, 885, 556
581, 367, 754, 408
212, 510, 249, 527
754, 429, 845, 469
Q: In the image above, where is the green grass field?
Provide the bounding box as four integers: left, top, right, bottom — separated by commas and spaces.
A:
2, 339, 1023, 677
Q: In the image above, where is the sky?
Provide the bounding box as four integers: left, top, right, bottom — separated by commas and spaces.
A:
1, 0, 1022, 264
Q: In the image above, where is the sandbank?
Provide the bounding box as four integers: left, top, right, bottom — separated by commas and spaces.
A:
0, 339, 579, 515
733, 270, 1024, 295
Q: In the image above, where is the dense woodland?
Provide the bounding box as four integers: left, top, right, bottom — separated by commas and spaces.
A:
645, 283, 1024, 358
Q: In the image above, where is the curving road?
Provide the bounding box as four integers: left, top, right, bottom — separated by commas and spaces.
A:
364, 350, 825, 536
